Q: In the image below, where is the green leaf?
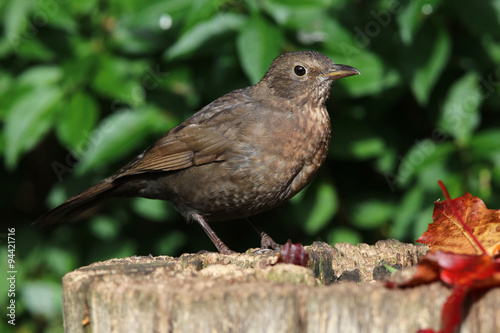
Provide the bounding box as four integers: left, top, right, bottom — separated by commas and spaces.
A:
328, 227, 362, 245
398, 20, 451, 106
397, 0, 442, 45
75, 107, 169, 174
483, 39, 500, 64
0, 73, 13, 117
323, 18, 400, 96
264, 3, 332, 31
4, 87, 62, 169
118, 0, 192, 30
56, 91, 99, 151
304, 182, 338, 234
439, 72, 482, 144
46, 183, 70, 209
16, 37, 55, 61
92, 54, 147, 104
269, 0, 328, 6
469, 129, 500, 164
352, 200, 395, 230
375, 148, 397, 174
3, 0, 34, 52
350, 136, 385, 159
90, 215, 120, 240
330, 121, 386, 160
383, 264, 398, 274
183, 0, 221, 31
236, 14, 282, 84
323, 20, 358, 49
411, 23, 450, 105
68, 0, 99, 15
132, 197, 172, 222
112, 0, 193, 55
395, 140, 454, 188
391, 186, 425, 239
17, 65, 62, 87
155, 230, 187, 255
61, 56, 95, 87
332, 49, 388, 97
165, 13, 244, 60
22, 281, 62, 319
44, 247, 77, 276
35, 0, 77, 32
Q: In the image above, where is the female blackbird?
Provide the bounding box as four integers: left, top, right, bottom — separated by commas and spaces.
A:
36, 51, 360, 254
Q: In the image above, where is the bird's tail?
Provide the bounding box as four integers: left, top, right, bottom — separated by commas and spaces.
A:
35, 179, 115, 226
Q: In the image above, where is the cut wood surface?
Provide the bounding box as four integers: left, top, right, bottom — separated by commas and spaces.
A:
62, 240, 500, 332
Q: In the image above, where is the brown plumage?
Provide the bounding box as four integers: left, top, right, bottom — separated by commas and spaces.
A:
36, 51, 360, 254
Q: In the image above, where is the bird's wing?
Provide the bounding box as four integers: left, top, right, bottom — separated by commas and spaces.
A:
112, 89, 253, 179
118, 126, 229, 177
116, 140, 194, 177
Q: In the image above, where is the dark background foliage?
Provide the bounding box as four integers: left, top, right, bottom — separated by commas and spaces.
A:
1, 0, 500, 331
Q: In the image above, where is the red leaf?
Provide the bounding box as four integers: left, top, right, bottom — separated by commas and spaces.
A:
276, 240, 309, 267
392, 251, 500, 333
416, 284, 469, 333
429, 252, 500, 287
389, 181, 500, 333
439, 284, 468, 333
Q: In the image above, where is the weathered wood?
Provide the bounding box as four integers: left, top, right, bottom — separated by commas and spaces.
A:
62, 240, 500, 332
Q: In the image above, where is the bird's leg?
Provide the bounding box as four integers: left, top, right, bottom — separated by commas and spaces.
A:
246, 217, 282, 251
192, 214, 236, 255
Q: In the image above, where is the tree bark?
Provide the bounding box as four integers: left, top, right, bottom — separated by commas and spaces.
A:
62, 240, 500, 332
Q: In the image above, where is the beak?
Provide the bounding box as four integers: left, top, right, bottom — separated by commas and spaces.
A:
319, 64, 360, 80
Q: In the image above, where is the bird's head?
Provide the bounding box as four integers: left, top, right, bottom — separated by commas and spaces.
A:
256, 51, 360, 107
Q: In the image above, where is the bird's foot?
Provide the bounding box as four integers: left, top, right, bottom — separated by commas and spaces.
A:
260, 233, 282, 252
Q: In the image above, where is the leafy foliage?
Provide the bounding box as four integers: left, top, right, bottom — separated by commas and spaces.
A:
388, 184, 500, 333
1, 0, 500, 331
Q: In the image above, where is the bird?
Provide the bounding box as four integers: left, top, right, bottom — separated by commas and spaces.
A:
36, 51, 360, 254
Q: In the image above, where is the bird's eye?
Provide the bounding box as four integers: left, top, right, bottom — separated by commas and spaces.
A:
294, 65, 306, 76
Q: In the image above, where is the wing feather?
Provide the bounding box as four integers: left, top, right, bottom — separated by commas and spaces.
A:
111, 88, 255, 180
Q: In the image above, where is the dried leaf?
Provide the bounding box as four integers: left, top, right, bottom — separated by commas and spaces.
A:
276, 240, 309, 267
388, 183, 500, 333
417, 193, 500, 256
390, 251, 500, 333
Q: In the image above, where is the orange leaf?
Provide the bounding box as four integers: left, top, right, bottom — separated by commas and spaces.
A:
417, 193, 500, 256
389, 182, 500, 333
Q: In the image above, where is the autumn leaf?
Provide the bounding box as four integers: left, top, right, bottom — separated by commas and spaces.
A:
389, 251, 500, 333
391, 251, 500, 290
387, 181, 500, 333
276, 240, 309, 267
417, 192, 500, 256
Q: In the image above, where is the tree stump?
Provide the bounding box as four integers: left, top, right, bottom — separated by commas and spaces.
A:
62, 240, 500, 332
